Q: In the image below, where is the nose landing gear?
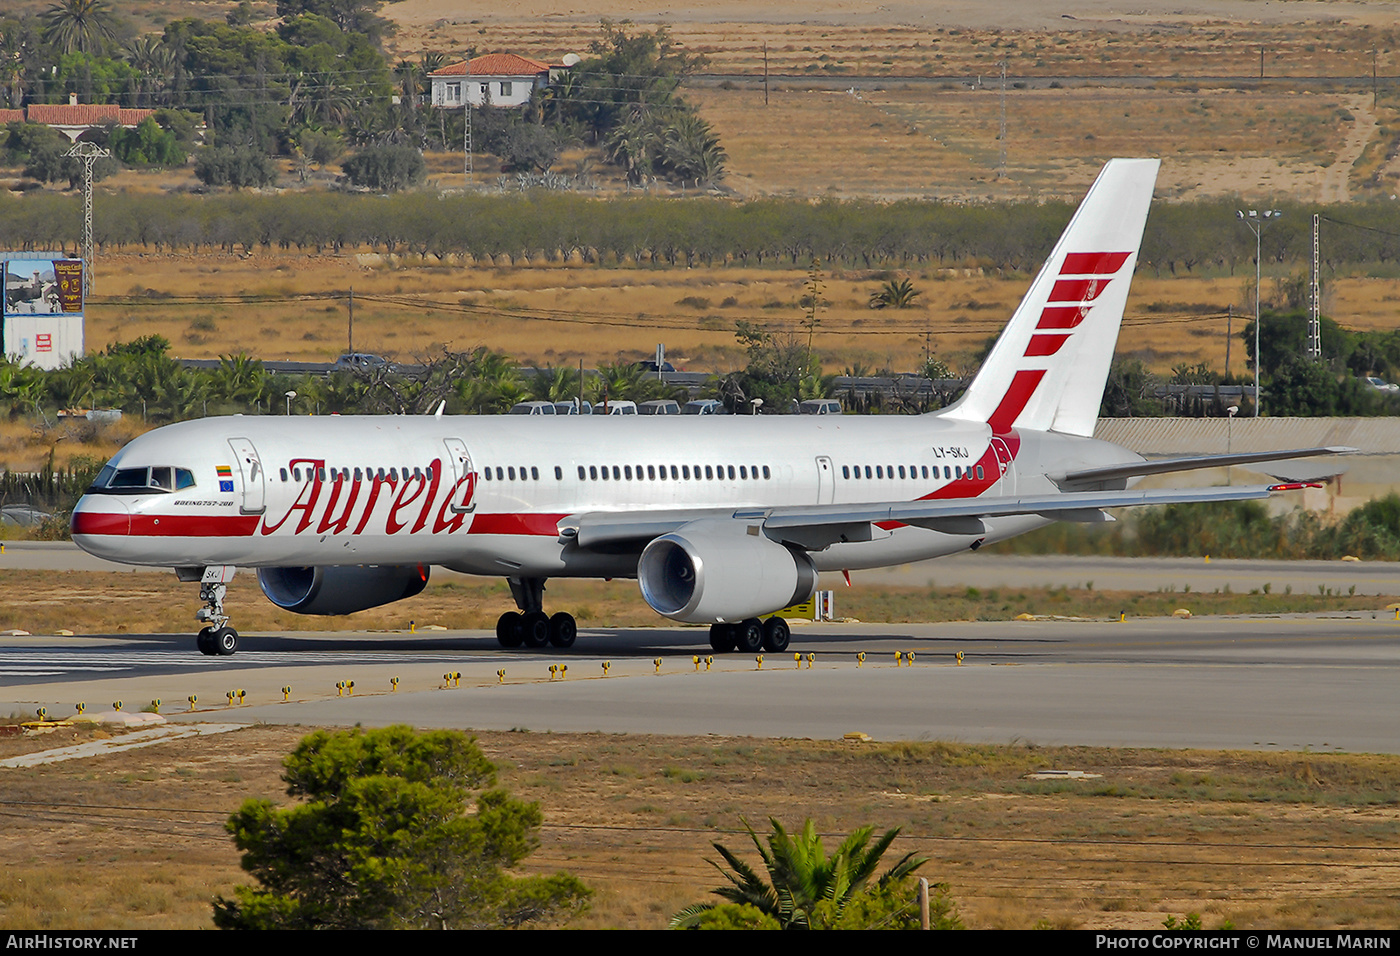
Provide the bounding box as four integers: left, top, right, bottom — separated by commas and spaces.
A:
187, 566, 239, 656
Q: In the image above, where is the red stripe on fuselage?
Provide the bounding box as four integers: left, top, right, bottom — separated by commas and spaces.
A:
465, 512, 564, 536
1035, 305, 1090, 330
1048, 277, 1110, 303
72, 511, 261, 537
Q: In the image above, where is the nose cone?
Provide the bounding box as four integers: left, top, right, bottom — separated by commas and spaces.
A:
71, 495, 130, 560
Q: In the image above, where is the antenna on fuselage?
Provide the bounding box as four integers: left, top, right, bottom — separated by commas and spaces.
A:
433, 400, 446, 418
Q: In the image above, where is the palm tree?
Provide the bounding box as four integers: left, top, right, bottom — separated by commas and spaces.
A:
41, 0, 120, 57
670, 818, 935, 930
869, 277, 921, 310
125, 35, 175, 107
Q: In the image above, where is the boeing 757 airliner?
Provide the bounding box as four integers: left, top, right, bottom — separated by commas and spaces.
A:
71, 159, 1342, 656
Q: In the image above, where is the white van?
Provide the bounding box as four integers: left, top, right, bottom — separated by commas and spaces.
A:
798, 399, 842, 415
603, 401, 638, 415
509, 401, 557, 415
638, 400, 681, 415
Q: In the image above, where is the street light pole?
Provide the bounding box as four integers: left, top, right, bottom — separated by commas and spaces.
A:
1236, 209, 1281, 417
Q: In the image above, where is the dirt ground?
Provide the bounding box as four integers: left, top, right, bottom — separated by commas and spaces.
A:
2, 722, 1398, 930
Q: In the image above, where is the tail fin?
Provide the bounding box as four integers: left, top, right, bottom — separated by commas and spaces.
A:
941, 158, 1159, 437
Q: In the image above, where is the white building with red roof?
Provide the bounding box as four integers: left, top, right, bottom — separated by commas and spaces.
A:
7, 95, 154, 142
428, 53, 569, 109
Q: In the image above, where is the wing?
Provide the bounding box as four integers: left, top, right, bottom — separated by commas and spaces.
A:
567, 482, 1312, 553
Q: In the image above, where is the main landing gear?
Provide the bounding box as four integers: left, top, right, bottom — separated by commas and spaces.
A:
190, 566, 239, 656
495, 576, 577, 650
708, 617, 790, 654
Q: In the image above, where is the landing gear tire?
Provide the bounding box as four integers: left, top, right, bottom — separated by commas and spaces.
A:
214, 627, 238, 656
761, 617, 791, 653
521, 611, 551, 648
709, 623, 737, 653
735, 618, 765, 654
496, 611, 524, 648
196, 627, 218, 656
548, 612, 577, 648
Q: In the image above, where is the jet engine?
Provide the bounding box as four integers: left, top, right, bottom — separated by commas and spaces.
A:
638, 520, 817, 624
256, 565, 429, 615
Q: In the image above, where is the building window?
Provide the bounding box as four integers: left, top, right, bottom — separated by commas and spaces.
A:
500, 81, 513, 97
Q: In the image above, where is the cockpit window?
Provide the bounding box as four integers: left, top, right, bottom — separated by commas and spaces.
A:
90, 465, 197, 494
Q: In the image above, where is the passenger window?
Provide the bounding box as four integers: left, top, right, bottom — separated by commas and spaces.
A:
876, 466, 883, 479
484, 468, 493, 481
508, 467, 516, 481
624, 465, 633, 480
353, 468, 362, 481
763, 466, 770, 479
740, 465, 747, 480
589, 466, 598, 480
532, 467, 539, 481
864, 466, 872, 479
317, 467, 326, 482
727, 465, 735, 480
682, 465, 691, 479
556, 466, 563, 480
600, 466, 609, 481
705, 466, 713, 480
922, 466, 929, 479
944, 466, 951, 479
842, 465, 850, 479
976, 465, 985, 480
613, 466, 621, 480
898, 466, 906, 479
279, 468, 289, 482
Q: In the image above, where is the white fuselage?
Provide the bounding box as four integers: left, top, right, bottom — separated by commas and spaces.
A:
71, 412, 1139, 578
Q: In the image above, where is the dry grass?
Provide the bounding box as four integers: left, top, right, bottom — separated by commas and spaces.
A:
2, 725, 1398, 930
0, 569, 1382, 636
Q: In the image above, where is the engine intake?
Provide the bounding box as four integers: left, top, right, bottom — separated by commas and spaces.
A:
638, 520, 817, 624
257, 565, 429, 616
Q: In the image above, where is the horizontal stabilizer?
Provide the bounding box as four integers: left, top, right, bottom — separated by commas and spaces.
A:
1057, 446, 1354, 487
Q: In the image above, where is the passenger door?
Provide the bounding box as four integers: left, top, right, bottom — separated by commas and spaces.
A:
227, 438, 265, 515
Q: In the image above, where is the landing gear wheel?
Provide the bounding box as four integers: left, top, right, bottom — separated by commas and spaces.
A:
735, 618, 765, 654
196, 627, 218, 656
548, 612, 577, 648
214, 627, 238, 656
761, 617, 791, 653
521, 611, 551, 648
709, 623, 737, 653
496, 611, 523, 648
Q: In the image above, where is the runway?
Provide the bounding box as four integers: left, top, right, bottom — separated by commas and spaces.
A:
3, 613, 1397, 753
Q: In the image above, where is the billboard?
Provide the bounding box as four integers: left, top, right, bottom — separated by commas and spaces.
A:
2, 254, 85, 370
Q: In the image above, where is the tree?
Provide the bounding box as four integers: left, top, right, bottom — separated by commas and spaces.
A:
214, 726, 589, 930
40, 0, 120, 56
194, 145, 278, 188
341, 144, 426, 191
869, 277, 920, 309
671, 817, 957, 930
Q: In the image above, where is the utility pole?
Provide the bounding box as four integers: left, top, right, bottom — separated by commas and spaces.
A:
464, 61, 473, 186
998, 60, 1007, 180
347, 286, 354, 354
1237, 208, 1282, 417
65, 140, 109, 297
763, 41, 769, 107
1307, 214, 1321, 360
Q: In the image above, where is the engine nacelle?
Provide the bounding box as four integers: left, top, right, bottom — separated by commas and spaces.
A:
638, 520, 817, 624
256, 565, 429, 616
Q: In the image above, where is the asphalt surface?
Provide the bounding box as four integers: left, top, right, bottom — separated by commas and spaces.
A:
3, 612, 1397, 753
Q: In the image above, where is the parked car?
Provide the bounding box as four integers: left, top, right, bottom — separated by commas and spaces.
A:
798, 398, 843, 415
637, 399, 681, 415
1363, 376, 1399, 393
681, 399, 726, 415
638, 360, 677, 373
509, 400, 557, 415
552, 400, 593, 415
335, 352, 390, 372
602, 400, 638, 415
